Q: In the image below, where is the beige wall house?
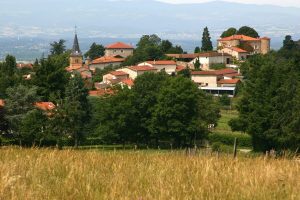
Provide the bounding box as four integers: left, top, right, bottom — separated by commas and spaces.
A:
191, 68, 238, 87
89, 56, 125, 71
189, 52, 232, 70
138, 60, 177, 75
217, 34, 270, 55
105, 42, 134, 58
103, 71, 129, 84
118, 66, 157, 80
219, 47, 249, 60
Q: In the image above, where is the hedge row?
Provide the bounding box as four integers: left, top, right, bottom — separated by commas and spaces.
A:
208, 132, 252, 148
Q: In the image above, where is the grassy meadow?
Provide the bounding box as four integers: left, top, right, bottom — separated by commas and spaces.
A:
0, 148, 299, 200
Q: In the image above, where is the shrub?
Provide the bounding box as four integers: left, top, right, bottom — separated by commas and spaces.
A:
208, 132, 252, 148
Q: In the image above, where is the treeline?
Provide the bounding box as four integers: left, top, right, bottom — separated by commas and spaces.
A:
88, 73, 220, 148
230, 35, 300, 152
0, 48, 220, 148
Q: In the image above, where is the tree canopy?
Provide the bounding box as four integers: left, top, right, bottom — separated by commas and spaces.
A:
50, 39, 66, 55
220, 27, 237, 38
123, 35, 183, 66
84, 43, 105, 60
237, 26, 259, 38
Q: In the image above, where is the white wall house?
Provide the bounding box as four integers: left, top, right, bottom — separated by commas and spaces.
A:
138, 60, 177, 75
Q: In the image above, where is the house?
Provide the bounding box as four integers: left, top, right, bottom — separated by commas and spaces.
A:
118, 66, 157, 80
191, 68, 240, 97
190, 52, 232, 70
167, 52, 232, 70
17, 63, 33, 69
217, 34, 271, 55
191, 68, 238, 87
138, 60, 177, 75
105, 42, 134, 58
219, 47, 248, 60
89, 88, 115, 97
217, 78, 241, 87
103, 71, 129, 84
89, 56, 125, 71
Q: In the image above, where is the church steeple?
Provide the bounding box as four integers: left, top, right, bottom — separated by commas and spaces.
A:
69, 27, 83, 67
71, 33, 81, 56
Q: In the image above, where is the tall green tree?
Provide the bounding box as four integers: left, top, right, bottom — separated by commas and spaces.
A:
201, 27, 213, 52
62, 74, 90, 147
131, 72, 168, 144
50, 39, 66, 55
282, 35, 296, 50
84, 43, 105, 60
231, 52, 300, 152
32, 57, 69, 101
151, 76, 219, 147
93, 87, 137, 145
237, 26, 259, 38
4, 85, 39, 145
0, 55, 18, 98
221, 27, 237, 38
194, 46, 200, 53
20, 109, 48, 146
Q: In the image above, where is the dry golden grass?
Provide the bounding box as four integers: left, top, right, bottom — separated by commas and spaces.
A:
0, 148, 299, 200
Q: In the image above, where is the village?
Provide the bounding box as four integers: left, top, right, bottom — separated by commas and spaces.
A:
66, 32, 270, 97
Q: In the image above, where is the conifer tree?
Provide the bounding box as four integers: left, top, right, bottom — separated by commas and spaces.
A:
201, 27, 213, 52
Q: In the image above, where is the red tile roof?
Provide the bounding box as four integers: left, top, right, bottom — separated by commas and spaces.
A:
191, 68, 238, 76
166, 52, 231, 59
92, 56, 125, 64
17, 63, 33, 69
121, 79, 134, 87
66, 64, 82, 72
128, 66, 157, 72
218, 79, 241, 84
144, 60, 177, 65
218, 35, 260, 42
89, 89, 115, 97
35, 102, 56, 111
224, 73, 242, 77
191, 71, 219, 76
0, 99, 4, 107
227, 47, 248, 53
106, 42, 134, 49
110, 71, 129, 76
176, 65, 186, 72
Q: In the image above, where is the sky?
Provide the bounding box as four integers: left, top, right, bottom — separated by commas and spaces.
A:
158, 0, 300, 7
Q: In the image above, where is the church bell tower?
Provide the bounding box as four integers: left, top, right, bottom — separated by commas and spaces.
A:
70, 28, 83, 67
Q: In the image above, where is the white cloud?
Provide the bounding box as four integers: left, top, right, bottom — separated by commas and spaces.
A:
157, 0, 300, 7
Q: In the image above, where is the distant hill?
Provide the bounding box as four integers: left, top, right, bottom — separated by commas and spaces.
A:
0, 0, 299, 60
1, 0, 300, 38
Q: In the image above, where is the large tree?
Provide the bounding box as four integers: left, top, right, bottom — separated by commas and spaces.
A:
84, 43, 105, 60
4, 85, 39, 145
237, 26, 259, 38
151, 76, 219, 147
220, 27, 237, 38
131, 72, 168, 144
230, 51, 300, 152
123, 34, 184, 66
61, 74, 90, 147
0, 55, 18, 98
201, 27, 213, 52
32, 56, 69, 101
50, 39, 66, 55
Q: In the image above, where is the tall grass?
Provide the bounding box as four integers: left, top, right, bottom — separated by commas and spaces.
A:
0, 148, 299, 200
